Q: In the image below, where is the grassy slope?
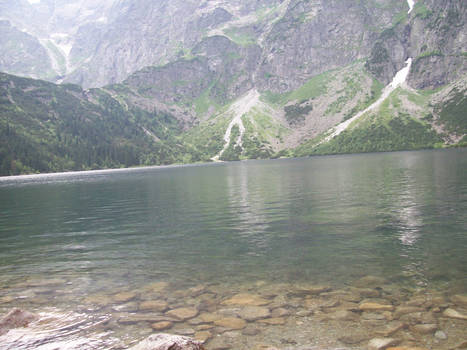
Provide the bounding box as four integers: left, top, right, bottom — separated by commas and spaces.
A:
294, 87, 445, 156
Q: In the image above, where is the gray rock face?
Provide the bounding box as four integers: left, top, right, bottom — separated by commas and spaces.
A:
63, 0, 279, 88
256, 0, 406, 92
128, 333, 205, 350
366, 0, 467, 88
0, 20, 53, 79
124, 35, 261, 106
1, 0, 464, 94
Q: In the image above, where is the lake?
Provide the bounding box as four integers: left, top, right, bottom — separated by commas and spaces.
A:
0, 149, 466, 349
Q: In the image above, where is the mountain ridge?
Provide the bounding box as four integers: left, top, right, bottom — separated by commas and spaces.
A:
0, 0, 465, 175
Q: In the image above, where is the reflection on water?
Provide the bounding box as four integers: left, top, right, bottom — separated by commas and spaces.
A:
226, 163, 271, 255
0, 149, 466, 349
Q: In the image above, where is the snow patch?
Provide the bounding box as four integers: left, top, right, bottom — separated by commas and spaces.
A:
407, 0, 415, 14
27, 0, 41, 4
212, 89, 260, 161
97, 16, 108, 24
51, 33, 73, 57
321, 58, 413, 143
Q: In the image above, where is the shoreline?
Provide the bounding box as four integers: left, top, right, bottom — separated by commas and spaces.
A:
1, 146, 465, 180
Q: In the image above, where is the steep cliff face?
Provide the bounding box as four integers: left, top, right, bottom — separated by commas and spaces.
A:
1, 0, 464, 92
62, 0, 282, 88
124, 36, 261, 108
0, 20, 53, 79
366, 0, 467, 88
256, 0, 407, 92
408, 0, 467, 89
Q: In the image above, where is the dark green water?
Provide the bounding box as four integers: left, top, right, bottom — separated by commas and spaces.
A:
0, 149, 466, 349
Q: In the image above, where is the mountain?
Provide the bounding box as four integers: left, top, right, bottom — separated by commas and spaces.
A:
0, 0, 465, 175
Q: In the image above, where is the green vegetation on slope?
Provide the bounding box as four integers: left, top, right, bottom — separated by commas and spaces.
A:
263, 70, 333, 106
434, 88, 467, 136
294, 89, 443, 156
0, 73, 201, 176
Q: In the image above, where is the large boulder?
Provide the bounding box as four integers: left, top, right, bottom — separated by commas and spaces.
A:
128, 333, 205, 350
0, 308, 38, 336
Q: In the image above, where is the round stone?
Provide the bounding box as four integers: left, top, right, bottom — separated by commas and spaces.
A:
151, 321, 173, 331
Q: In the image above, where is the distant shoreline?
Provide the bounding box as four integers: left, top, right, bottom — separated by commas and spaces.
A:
1, 147, 465, 180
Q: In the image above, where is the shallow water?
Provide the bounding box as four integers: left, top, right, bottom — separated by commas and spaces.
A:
0, 149, 466, 349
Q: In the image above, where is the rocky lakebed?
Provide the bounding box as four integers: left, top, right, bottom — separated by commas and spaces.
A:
0, 275, 467, 350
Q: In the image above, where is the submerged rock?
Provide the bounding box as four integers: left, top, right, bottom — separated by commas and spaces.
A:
386, 348, 429, 350
354, 276, 387, 288
112, 301, 139, 312
357, 288, 381, 298
83, 294, 113, 307
0, 308, 38, 336
410, 323, 437, 334
144, 282, 170, 293
375, 321, 406, 337
237, 306, 271, 321
140, 300, 169, 312
166, 307, 199, 321
113, 291, 138, 303
242, 325, 260, 335
128, 333, 205, 350
368, 338, 399, 350
197, 312, 222, 323
359, 302, 394, 312
451, 294, 467, 308
118, 313, 174, 324
221, 293, 269, 306
151, 321, 173, 331
327, 309, 358, 321
0, 296, 14, 304
393, 307, 424, 319
271, 308, 290, 317
290, 285, 331, 296
434, 330, 447, 340
338, 333, 368, 344
258, 317, 286, 325
442, 308, 467, 320
213, 317, 246, 329
194, 330, 212, 343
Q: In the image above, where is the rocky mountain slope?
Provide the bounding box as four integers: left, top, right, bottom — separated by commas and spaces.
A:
0, 0, 465, 175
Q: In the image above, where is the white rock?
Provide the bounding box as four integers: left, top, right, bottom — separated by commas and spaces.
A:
128, 333, 204, 350
435, 330, 447, 340
368, 337, 398, 350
